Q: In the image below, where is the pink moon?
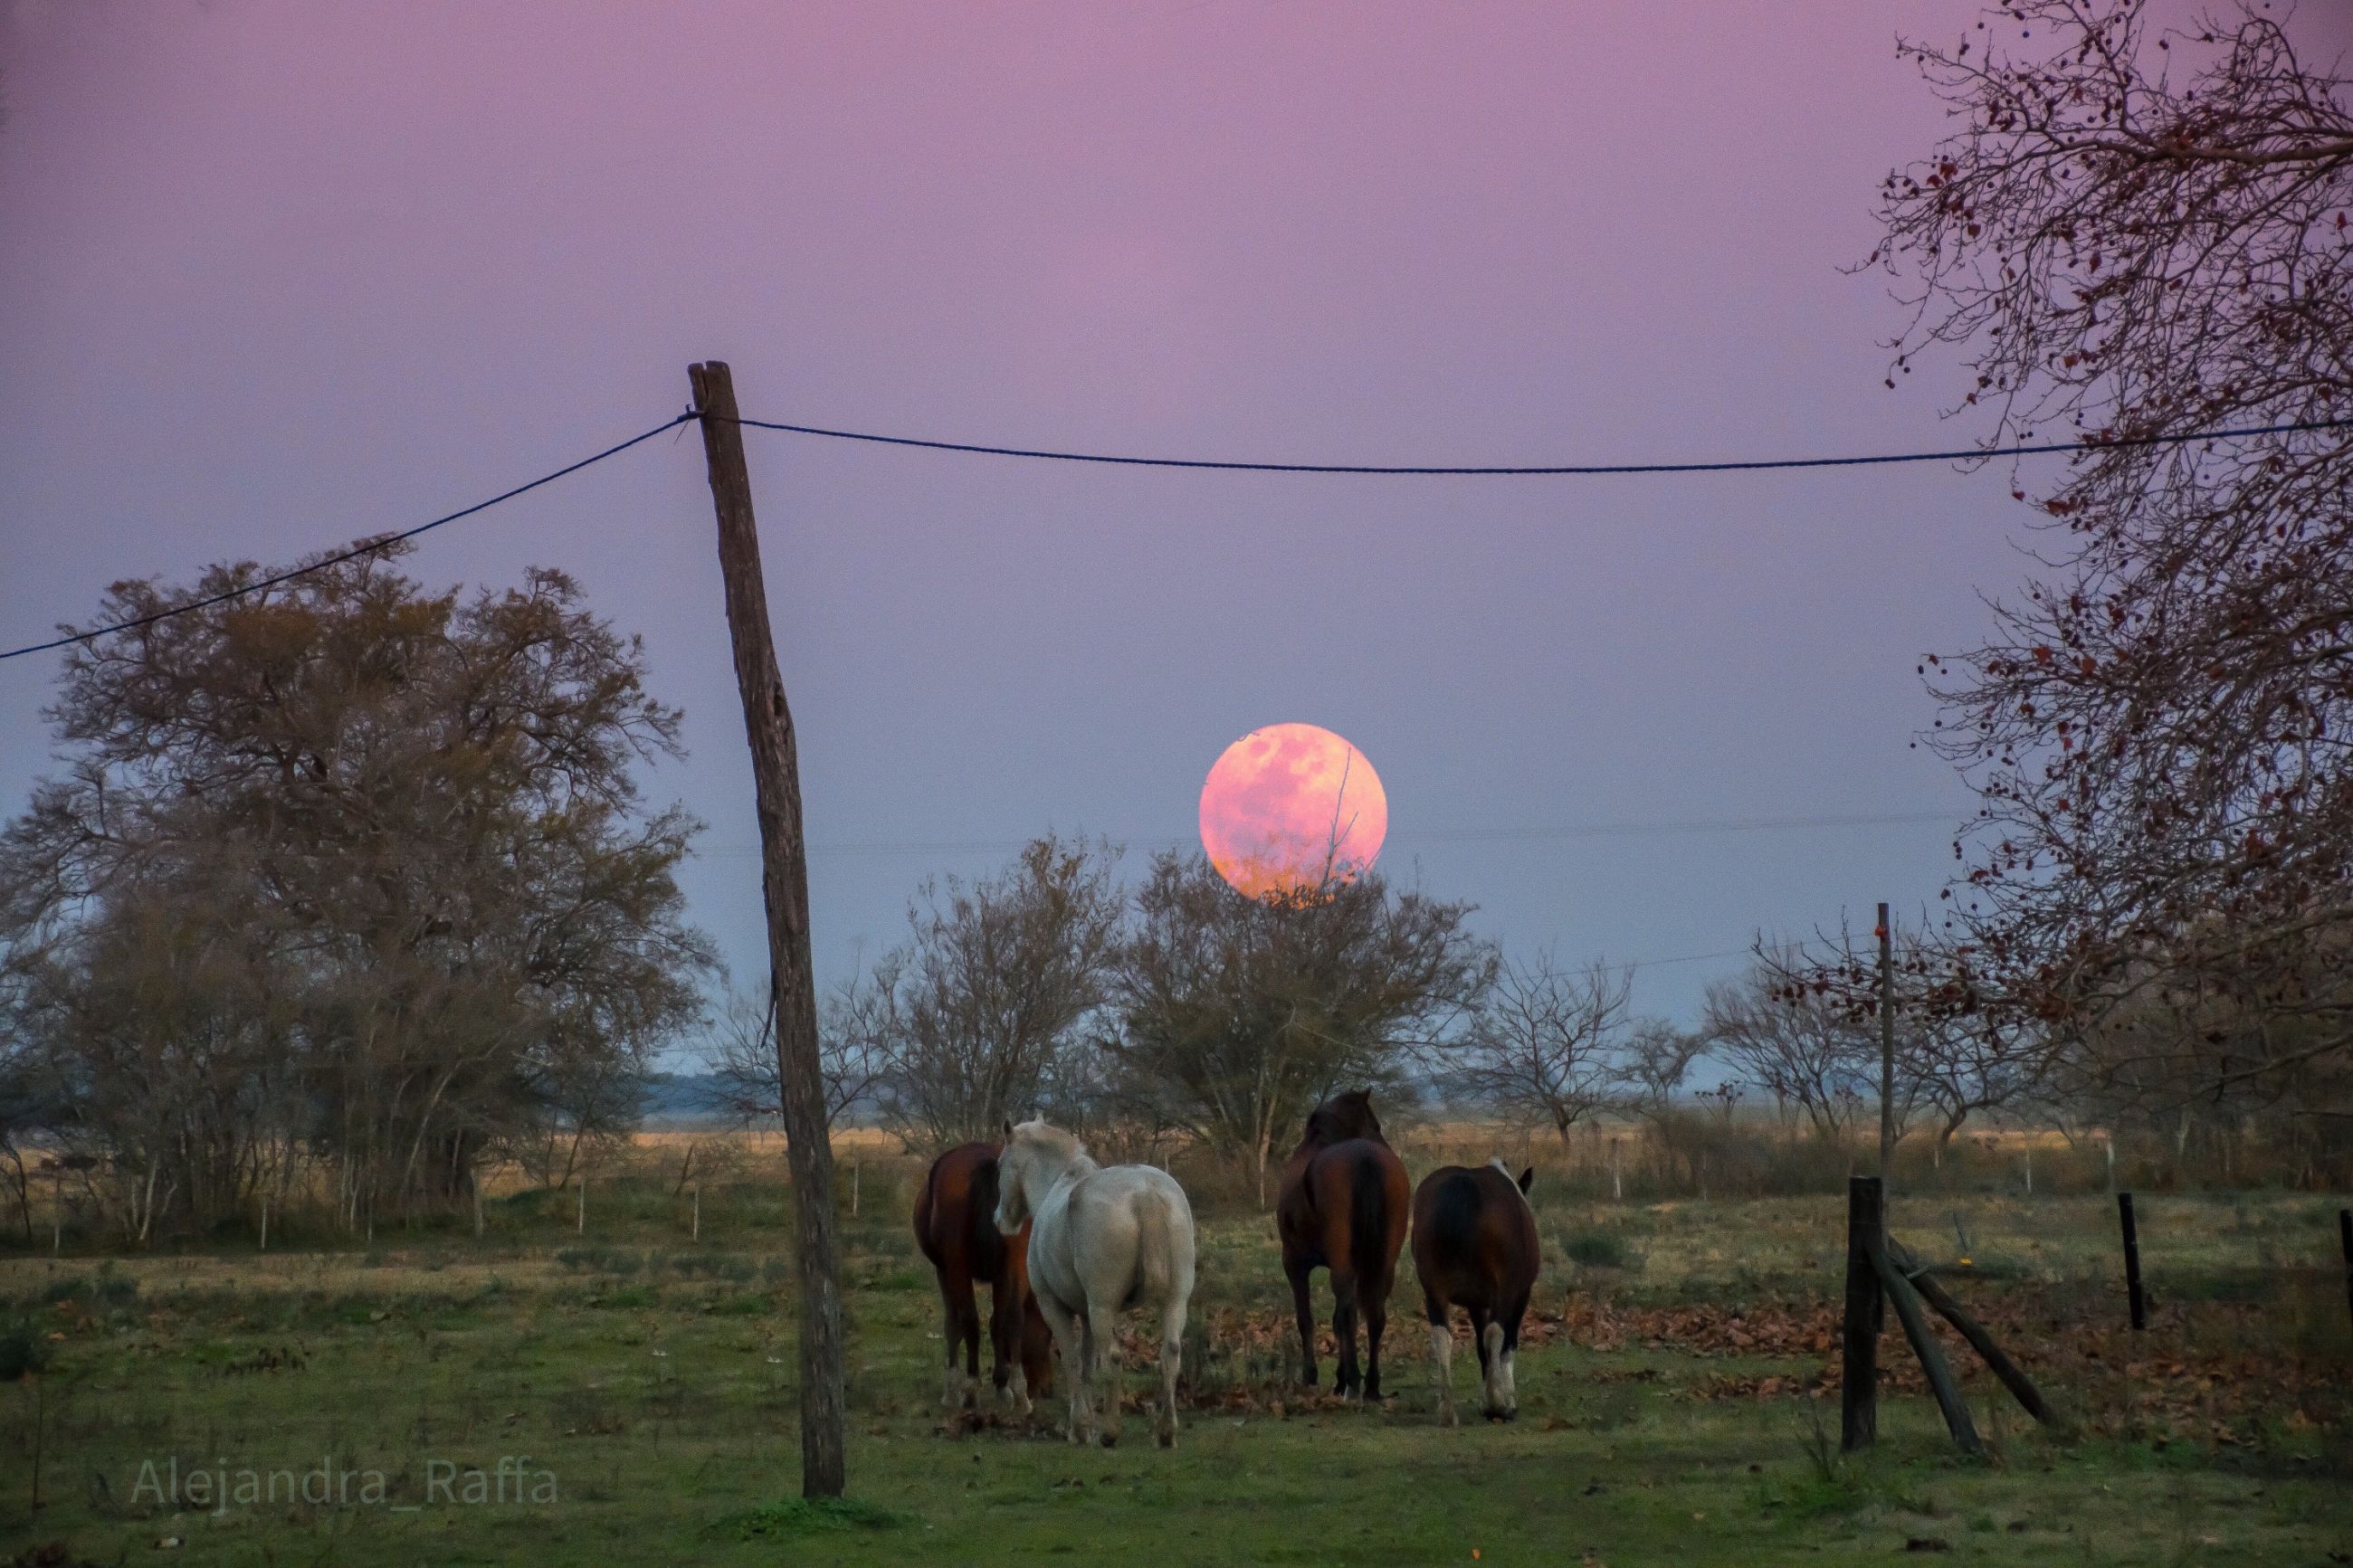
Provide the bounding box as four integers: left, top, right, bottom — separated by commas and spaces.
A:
1197, 723, 1388, 899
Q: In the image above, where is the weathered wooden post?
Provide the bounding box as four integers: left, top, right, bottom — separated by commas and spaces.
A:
2338, 1208, 2350, 1338
1876, 904, 1896, 1181
691, 359, 848, 1498
576, 1176, 586, 1237
1867, 1231, 1982, 1455
2118, 1191, 2146, 1330
1842, 1175, 1883, 1450
691, 1182, 701, 1242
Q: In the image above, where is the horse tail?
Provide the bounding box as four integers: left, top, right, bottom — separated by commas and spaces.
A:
1347, 1151, 1389, 1302
913, 1151, 945, 1265
1133, 1186, 1177, 1306
967, 1154, 1004, 1264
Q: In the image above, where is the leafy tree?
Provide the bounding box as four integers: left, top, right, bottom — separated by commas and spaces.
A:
0, 543, 711, 1232
1110, 854, 1491, 1201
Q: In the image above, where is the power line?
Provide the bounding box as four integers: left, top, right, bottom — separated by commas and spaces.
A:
11, 405, 2346, 663
727, 413, 2353, 476
0, 413, 695, 663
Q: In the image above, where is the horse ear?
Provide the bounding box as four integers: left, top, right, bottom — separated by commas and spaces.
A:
1517, 1166, 1535, 1195
1003, 1117, 1015, 1139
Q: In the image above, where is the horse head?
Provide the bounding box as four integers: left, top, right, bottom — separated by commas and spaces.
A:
1301, 1088, 1385, 1149
994, 1116, 1086, 1234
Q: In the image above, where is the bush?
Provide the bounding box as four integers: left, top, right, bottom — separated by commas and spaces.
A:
1562, 1230, 1636, 1270
0, 1318, 53, 1383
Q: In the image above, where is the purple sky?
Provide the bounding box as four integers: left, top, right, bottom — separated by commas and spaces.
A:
11, 2, 2341, 1041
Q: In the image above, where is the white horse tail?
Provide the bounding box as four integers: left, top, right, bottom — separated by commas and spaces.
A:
1133, 1185, 1178, 1305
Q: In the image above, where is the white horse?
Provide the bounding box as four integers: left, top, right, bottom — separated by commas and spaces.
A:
994, 1117, 1196, 1449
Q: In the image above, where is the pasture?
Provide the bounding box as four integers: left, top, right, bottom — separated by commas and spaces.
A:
2, 1137, 2348, 1566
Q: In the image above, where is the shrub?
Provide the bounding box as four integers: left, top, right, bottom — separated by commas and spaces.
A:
1562, 1230, 1636, 1270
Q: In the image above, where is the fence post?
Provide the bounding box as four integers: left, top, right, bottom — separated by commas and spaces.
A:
2338, 1208, 2350, 1339
1842, 1174, 1883, 1450
2118, 1191, 2146, 1330
577, 1177, 586, 1238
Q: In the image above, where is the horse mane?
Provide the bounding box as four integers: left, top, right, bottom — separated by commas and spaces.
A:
1014, 1118, 1091, 1167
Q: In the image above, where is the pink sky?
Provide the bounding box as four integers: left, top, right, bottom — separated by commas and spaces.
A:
6, 1, 2344, 1028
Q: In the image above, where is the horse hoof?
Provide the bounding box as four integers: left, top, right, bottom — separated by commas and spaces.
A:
1099, 1433, 1118, 1449
1157, 1430, 1175, 1449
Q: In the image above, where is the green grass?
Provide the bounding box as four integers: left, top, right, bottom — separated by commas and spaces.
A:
0, 1190, 2347, 1565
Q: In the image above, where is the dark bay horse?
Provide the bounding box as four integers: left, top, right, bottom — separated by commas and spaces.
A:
1275, 1089, 1410, 1400
1410, 1158, 1539, 1424
913, 1142, 1053, 1413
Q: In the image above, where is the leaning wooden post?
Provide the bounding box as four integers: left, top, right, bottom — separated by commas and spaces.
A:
691, 359, 848, 1499
1886, 1238, 2065, 1431
2118, 1191, 2146, 1331
1841, 1175, 1883, 1450
1868, 1232, 1983, 1455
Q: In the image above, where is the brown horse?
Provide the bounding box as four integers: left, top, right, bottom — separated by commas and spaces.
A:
913, 1142, 1054, 1413
1410, 1159, 1539, 1424
1275, 1089, 1411, 1400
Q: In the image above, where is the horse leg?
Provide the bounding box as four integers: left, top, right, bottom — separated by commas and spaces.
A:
1424, 1294, 1457, 1428
1156, 1291, 1187, 1449
1284, 1252, 1319, 1388
938, 1271, 978, 1410
1036, 1293, 1090, 1445
1494, 1295, 1528, 1420
1362, 1286, 1389, 1403
1329, 1268, 1361, 1400
989, 1278, 1031, 1416
1466, 1306, 1499, 1417
1083, 1290, 1124, 1448
1479, 1316, 1510, 1420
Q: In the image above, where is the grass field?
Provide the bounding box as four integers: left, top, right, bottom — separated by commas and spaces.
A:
2, 1149, 2348, 1566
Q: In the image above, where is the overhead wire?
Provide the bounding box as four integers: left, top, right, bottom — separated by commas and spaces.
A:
8, 407, 2347, 662
724, 413, 2353, 476
0, 413, 695, 662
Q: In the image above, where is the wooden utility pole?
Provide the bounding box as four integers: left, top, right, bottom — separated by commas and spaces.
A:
1877, 902, 1896, 1180
689, 360, 847, 1498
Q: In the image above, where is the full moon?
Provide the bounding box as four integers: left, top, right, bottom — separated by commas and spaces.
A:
1198, 723, 1388, 899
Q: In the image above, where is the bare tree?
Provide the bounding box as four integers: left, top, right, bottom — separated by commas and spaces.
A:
865, 836, 1126, 1151
701, 975, 889, 1131
1867, 0, 2353, 1115
1452, 955, 1629, 1141
1703, 954, 1884, 1141
1615, 1017, 1708, 1121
